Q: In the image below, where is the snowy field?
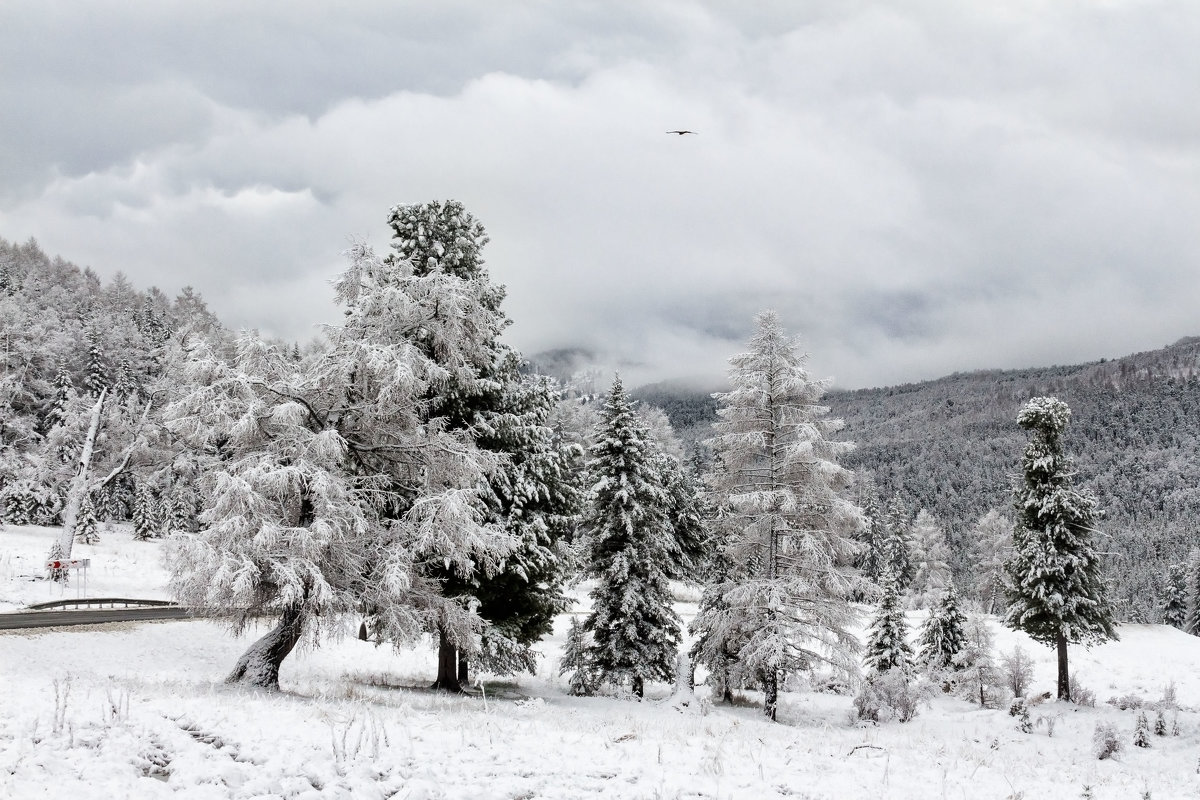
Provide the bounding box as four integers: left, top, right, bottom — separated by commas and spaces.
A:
3, 525, 1200, 799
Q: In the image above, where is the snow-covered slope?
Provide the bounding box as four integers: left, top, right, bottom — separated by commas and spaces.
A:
2, 525, 1199, 799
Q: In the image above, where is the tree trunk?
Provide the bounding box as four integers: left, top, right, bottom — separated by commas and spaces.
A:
431, 626, 463, 692
763, 671, 779, 721
632, 675, 644, 698
49, 389, 106, 580
226, 605, 306, 690
1056, 634, 1070, 701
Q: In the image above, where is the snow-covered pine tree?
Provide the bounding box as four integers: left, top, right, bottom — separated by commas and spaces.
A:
559, 616, 597, 696
1186, 549, 1200, 636
1162, 563, 1188, 629
43, 367, 73, 432
691, 310, 862, 721
909, 509, 952, 607
385, 201, 582, 691
883, 494, 914, 591
854, 479, 887, 591
865, 570, 912, 675
132, 482, 159, 540
580, 376, 681, 698
1004, 397, 1117, 701
84, 332, 108, 397
917, 584, 968, 671
163, 241, 513, 690
75, 492, 99, 544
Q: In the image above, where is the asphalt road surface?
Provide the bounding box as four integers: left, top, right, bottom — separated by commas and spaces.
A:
0, 606, 198, 630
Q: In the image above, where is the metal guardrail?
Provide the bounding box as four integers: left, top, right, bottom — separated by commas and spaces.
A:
24, 597, 179, 611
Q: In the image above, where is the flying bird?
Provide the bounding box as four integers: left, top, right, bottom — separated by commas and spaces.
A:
666, 130, 697, 135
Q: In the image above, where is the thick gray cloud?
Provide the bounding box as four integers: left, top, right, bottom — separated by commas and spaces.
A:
2, 1, 1197, 388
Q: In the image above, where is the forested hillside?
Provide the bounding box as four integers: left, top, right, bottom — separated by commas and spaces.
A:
638, 339, 1200, 622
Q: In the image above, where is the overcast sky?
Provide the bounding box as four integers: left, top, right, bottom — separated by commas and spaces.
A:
2, 1, 1198, 389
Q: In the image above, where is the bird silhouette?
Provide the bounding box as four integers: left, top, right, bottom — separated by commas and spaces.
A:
666, 130, 697, 135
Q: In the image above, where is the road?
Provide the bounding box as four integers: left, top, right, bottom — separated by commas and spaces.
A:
0, 605, 199, 630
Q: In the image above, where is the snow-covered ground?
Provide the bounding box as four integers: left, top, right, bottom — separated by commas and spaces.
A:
2, 524, 1199, 799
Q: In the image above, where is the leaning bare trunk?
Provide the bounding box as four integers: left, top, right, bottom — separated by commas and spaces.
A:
1056, 634, 1070, 701
431, 626, 463, 692
49, 389, 106, 580
226, 605, 306, 690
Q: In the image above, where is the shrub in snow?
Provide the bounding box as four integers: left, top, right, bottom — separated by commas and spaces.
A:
1154, 710, 1168, 736
1093, 722, 1122, 760
1069, 675, 1096, 707
999, 645, 1034, 698
1159, 680, 1178, 710
853, 670, 932, 724
1107, 693, 1146, 711
1133, 712, 1152, 748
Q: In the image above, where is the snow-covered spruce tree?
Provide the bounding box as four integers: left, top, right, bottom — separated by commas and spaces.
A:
1186, 549, 1200, 636
917, 584, 968, 672
883, 494, 914, 591
865, 570, 912, 675
690, 311, 862, 721
956, 615, 999, 707
163, 242, 513, 690
385, 200, 582, 691
580, 376, 682, 698
1162, 563, 1188, 629
84, 332, 108, 397
909, 509, 952, 608
132, 482, 159, 540
75, 492, 99, 544
559, 616, 597, 696
1004, 397, 1117, 701
853, 479, 887, 592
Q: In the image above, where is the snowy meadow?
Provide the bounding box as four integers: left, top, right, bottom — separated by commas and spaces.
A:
3, 525, 1200, 800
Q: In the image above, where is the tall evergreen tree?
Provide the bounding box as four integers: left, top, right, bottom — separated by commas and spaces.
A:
864, 570, 912, 675
84, 331, 108, 397
1004, 397, 1117, 701
853, 477, 887, 592
1185, 549, 1200, 636
580, 376, 681, 698
164, 241, 513, 690
917, 584, 968, 670
1162, 563, 1188, 629
690, 311, 862, 721
883, 494, 914, 590
384, 200, 581, 691
132, 482, 159, 541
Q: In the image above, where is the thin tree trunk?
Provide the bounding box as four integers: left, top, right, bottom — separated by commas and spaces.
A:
431, 625, 463, 692
49, 389, 107, 580
226, 605, 306, 690
1057, 634, 1070, 701
457, 653, 469, 684
763, 671, 779, 721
